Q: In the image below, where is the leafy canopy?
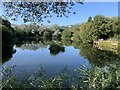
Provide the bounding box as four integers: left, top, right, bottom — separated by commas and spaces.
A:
3, 2, 83, 23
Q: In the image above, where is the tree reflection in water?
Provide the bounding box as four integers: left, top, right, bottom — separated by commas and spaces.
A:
49, 42, 65, 56
79, 43, 120, 67
63, 40, 120, 67
2, 45, 16, 63
2, 39, 120, 67
15, 39, 49, 50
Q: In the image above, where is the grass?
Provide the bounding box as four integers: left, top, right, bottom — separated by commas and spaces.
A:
1, 63, 120, 89
94, 39, 119, 54
118, 40, 120, 54
99, 40, 118, 49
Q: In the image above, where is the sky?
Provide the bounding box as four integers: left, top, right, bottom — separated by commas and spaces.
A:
0, 2, 118, 26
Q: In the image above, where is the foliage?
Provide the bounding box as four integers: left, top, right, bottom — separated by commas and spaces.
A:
60, 15, 119, 43
3, 2, 83, 23
1, 63, 120, 89
60, 24, 81, 41
2, 46, 16, 63
1, 17, 15, 46
13, 24, 64, 41
80, 22, 93, 43
75, 64, 120, 89
61, 39, 72, 46
2, 26, 14, 45
93, 15, 113, 40
1, 65, 16, 90
79, 43, 120, 67
1, 17, 16, 64
72, 31, 81, 41
110, 17, 120, 38
43, 30, 52, 40
50, 24, 62, 31
52, 31, 61, 40
72, 41, 81, 49
79, 15, 119, 43
49, 42, 65, 55
61, 30, 73, 40
87, 16, 92, 22
2, 15, 118, 44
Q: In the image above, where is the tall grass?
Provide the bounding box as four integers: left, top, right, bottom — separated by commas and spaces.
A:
1, 63, 120, 89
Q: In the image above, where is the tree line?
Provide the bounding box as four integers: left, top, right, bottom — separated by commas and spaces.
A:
61, 15, 119, 43
1, 15, 119, 47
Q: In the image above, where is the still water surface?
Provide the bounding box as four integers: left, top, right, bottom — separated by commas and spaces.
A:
2, 40, 120, 80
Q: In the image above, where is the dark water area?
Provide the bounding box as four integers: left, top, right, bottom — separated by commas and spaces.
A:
1, 40, 120, 80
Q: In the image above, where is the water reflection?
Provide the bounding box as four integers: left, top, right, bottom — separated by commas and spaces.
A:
16, 40, 65, 55
61, 39, 73, 46
61, 39, 120, 67
49, 42, 65, 56
15, 39, 49, 50
2, 39, 120, 68
1, 39, 120, 86
2, 45, 16, 63
79, 43, 119, 67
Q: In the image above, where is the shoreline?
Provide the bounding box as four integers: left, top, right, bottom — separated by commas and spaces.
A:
93, 39, 119, 54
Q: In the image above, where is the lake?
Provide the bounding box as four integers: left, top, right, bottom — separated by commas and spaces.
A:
2, 40, 120, 80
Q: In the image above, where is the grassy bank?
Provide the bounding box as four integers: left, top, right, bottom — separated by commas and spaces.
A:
118, 40, 120, 54
94, 39, 119, 54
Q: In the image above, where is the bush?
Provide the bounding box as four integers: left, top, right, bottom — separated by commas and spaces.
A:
43, 30, 52, 40
61, 30, 73, 40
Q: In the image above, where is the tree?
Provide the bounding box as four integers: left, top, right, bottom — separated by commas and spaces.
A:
73, 31, 81, 41
2, 26, 14, 45
43, 30, 52, 40
3, 2, 83, 23
87, 16, 92, 22
80, 22, 93, 43
79, 15, 119, 43
110, 17, 119, 39
93, 15, 111, 40
1, 18, 15, 46
61, 30, 73, 40
50, 24, 60, 30
52, 30, 61, 40
79, 43, 119, 67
